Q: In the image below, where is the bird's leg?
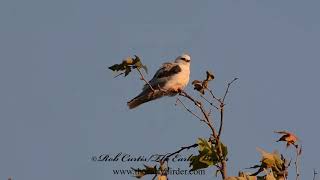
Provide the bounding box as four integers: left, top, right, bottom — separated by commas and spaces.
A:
166, 87, 182, 96
171, 87, 183, 93
177, 88, 183, 93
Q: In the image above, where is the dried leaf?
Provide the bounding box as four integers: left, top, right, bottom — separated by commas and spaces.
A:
206, 71, 215, 81
274, 130, 299, 148
124, 66, 131, 76
192, 70, 214, 94
251, 148, 285, 176
108, 55, 148, 77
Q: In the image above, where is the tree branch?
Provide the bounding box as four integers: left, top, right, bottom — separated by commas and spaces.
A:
200, 94, 219, 110
295, 145, 302, 180
136, 68, 155, 92
152, 174, 157, 180
176, 98, 206, 123
218, 77, 238, 139
313, 169, 318, 180
179, 90, 218, 139
164, 143, 198, 161
208, 89, 222, 103
178, 90, 228, 179
222, 77, 238, 102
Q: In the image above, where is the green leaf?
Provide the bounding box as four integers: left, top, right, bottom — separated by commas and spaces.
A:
197, 138, 212, 151
199, 154, 214, 166
189, 155, 210, 171
190, 138, 222, 171
220, 142, 228, 158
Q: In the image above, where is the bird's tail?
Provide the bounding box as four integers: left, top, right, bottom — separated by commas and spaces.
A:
127, 90, 165, 109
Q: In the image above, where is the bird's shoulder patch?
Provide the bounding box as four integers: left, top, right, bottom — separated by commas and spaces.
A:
156, 64, 182, 79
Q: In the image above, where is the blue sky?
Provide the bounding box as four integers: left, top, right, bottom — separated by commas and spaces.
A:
0, 0, 319, 180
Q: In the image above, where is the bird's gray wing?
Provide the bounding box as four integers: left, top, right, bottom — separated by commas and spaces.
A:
274, 131, 290, 135
143, 62, 182, 90
127, 87, 167, 109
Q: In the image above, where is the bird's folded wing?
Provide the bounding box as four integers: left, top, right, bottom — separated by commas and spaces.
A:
274, 131, 290, 135
143, 62, 182, 90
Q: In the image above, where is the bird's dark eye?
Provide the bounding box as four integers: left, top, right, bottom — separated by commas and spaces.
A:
181, 58, 186, 60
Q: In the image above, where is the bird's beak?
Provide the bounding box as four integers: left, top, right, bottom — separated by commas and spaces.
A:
185, 59, 191, 62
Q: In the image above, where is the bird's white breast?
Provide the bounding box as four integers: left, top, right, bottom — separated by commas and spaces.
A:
163, 63, 190, 90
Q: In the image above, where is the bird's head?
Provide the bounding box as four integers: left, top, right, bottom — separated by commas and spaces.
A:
175, 53, 191, 64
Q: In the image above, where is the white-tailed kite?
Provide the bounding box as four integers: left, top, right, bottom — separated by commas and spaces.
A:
127, 53, 191, 109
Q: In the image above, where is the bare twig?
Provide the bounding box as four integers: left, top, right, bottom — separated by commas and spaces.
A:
313, 169, 318, 180
222, 77, 238, 102
161, 143, 198, 180
136, 68, 155, 92
113, 72, 124, 78
200, 94, 219, 110
208, 108, 212, 117
152, 174, 157, 180
208, 89, 222, 103
176, 98, 205, 122
218, 104, 224, 140
218, 77, 238, 139
164, 143, 198, 161
179, 90, 228, 179
295, 145, 302, 180
179, 90, 218, 139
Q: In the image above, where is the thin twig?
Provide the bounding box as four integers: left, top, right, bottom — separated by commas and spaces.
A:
164, 143, 198, 161
295, 145, 301, 180
179, 90, 218, 139
136, 68, 155, 92
313, 169, 318, 180
208, 108, 212, 117
161, 143, 198, 180
218, 78, 238, 139
176, 98, 205, 122
178, 77, 239, 180
200, 94, 219, 110
179, 90, 228, 179
218, 104, 224, 140
208, 89, 222, 103
222, 77, 238, 102
113, 72, 124, 78
152, 174, 157, 180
